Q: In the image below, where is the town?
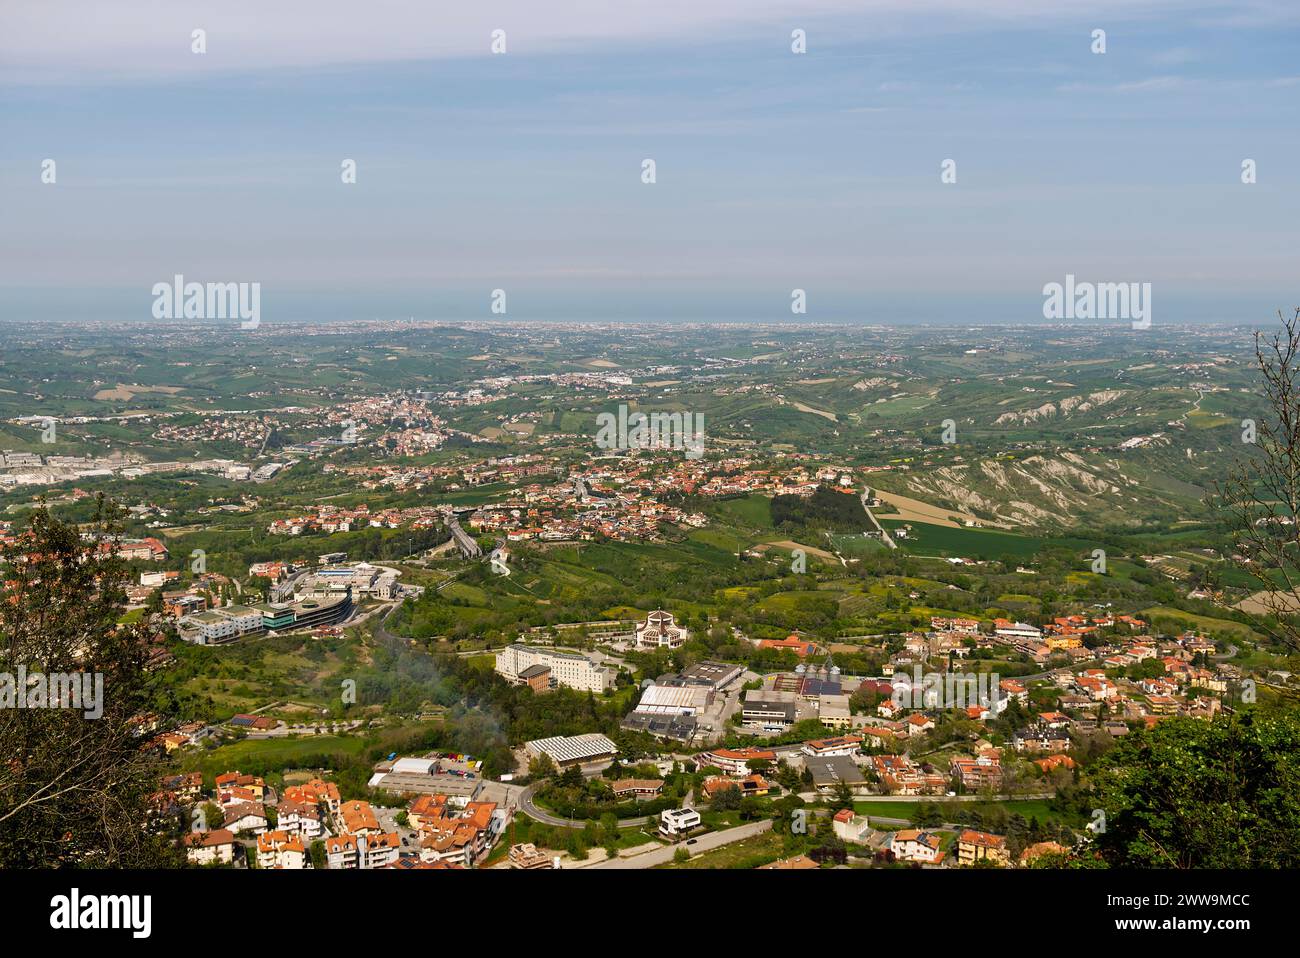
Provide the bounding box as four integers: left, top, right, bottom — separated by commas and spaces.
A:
1, 319, 1295, 878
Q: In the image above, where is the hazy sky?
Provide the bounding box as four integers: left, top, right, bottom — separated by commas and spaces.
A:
2, 0, 1297, 323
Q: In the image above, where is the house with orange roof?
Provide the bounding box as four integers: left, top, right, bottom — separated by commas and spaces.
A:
905, 714, 935, 736
1019, 841, 1070, 866
957, 829, 1009, 867
256, 830, 309, 870
339, 799, 380, 836
409, 797, 502, 867
702, 774, 770, 799
214, 771, 266, 800
696, 747, 776, 776
1033, 754, 1077, 774
283, 778, 341, 816
890, 829, 945, 864
324, 832, 401, 870
183, 828, 237, 866
758, 634, 817, 657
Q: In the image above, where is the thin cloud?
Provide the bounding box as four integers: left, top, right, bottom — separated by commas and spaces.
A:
0, 0, 1256, 83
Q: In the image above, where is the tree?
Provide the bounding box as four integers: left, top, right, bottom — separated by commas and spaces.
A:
830, 780, 855, 812
809, 832, 846, 865
599, 812, 619, 846
0, 502, 180, 867
1219, 307, 1300, 654
1090, 711, 1300, 868
202, 802, 224, 832
528, 752, 557, 781
709, 785, 742, 812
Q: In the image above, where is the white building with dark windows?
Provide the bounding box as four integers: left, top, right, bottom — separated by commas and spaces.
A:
660, 807, 702, 838
495, 643, 614, 693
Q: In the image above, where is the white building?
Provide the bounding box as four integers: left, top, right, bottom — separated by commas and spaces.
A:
495, 643, 614, 693
890, 829, 944, 864
301, 562, 400, 601
215, 604, 264, 633
277, 801, 323, 840
325, 832, 401, 870
635, 610, 689, 649
180, 605, 264, 644
994, 621, 1043, 641
181, 611, 239, 644
184, 828, 237, 866
256, 830, 309, 869
660, 807, 702, 837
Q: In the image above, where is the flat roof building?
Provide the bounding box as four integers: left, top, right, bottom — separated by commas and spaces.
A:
806, 754, 868, 791
525, 733, 618, 768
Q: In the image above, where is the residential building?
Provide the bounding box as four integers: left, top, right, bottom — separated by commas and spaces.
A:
957, 829, 1010, 867
610, 779, 664, 798
183, 828, 237, 866
802, 734, 863, 758
339, 800, 380, 836
696, 747, 776, 776
277, 800, 323, 839
890, 829, 945, 864
508, 843, 556, 869
222, 802, 268, 835
325, 832, 401, 870
660, 807, 702, 837
256, 830, 309, 870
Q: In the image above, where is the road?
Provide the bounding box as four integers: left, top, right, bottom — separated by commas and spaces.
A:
860, 488, 897, 549
588, 819, 772, 869
518, 764, 657, 828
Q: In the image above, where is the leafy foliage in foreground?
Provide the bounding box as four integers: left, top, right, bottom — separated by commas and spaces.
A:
1090, 710, 1300, 868
0, 503, 180, 867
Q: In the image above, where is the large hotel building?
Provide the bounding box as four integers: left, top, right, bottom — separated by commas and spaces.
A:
494, 644, 614, 693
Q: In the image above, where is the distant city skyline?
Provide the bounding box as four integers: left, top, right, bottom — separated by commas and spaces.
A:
2, 0, 1297, 324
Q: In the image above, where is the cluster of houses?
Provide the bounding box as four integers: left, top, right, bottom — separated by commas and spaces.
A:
268, 503, 443, 536
465, 482, 707, 544
174, 768, 506, 870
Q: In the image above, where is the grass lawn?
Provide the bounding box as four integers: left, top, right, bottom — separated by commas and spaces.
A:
178, 734, 368, 781
883, 521, 1047, 560
853, 798, 1070, 824
659, 827, 799, 869
1140, 606, 1263, 642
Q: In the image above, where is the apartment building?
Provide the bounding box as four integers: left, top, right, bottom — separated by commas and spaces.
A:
256, 830, 309, 870
325, 832, 401, 870
957, 830, 1010, 867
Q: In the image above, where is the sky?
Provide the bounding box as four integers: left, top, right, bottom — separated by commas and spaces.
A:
1, 0, 1297, 324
